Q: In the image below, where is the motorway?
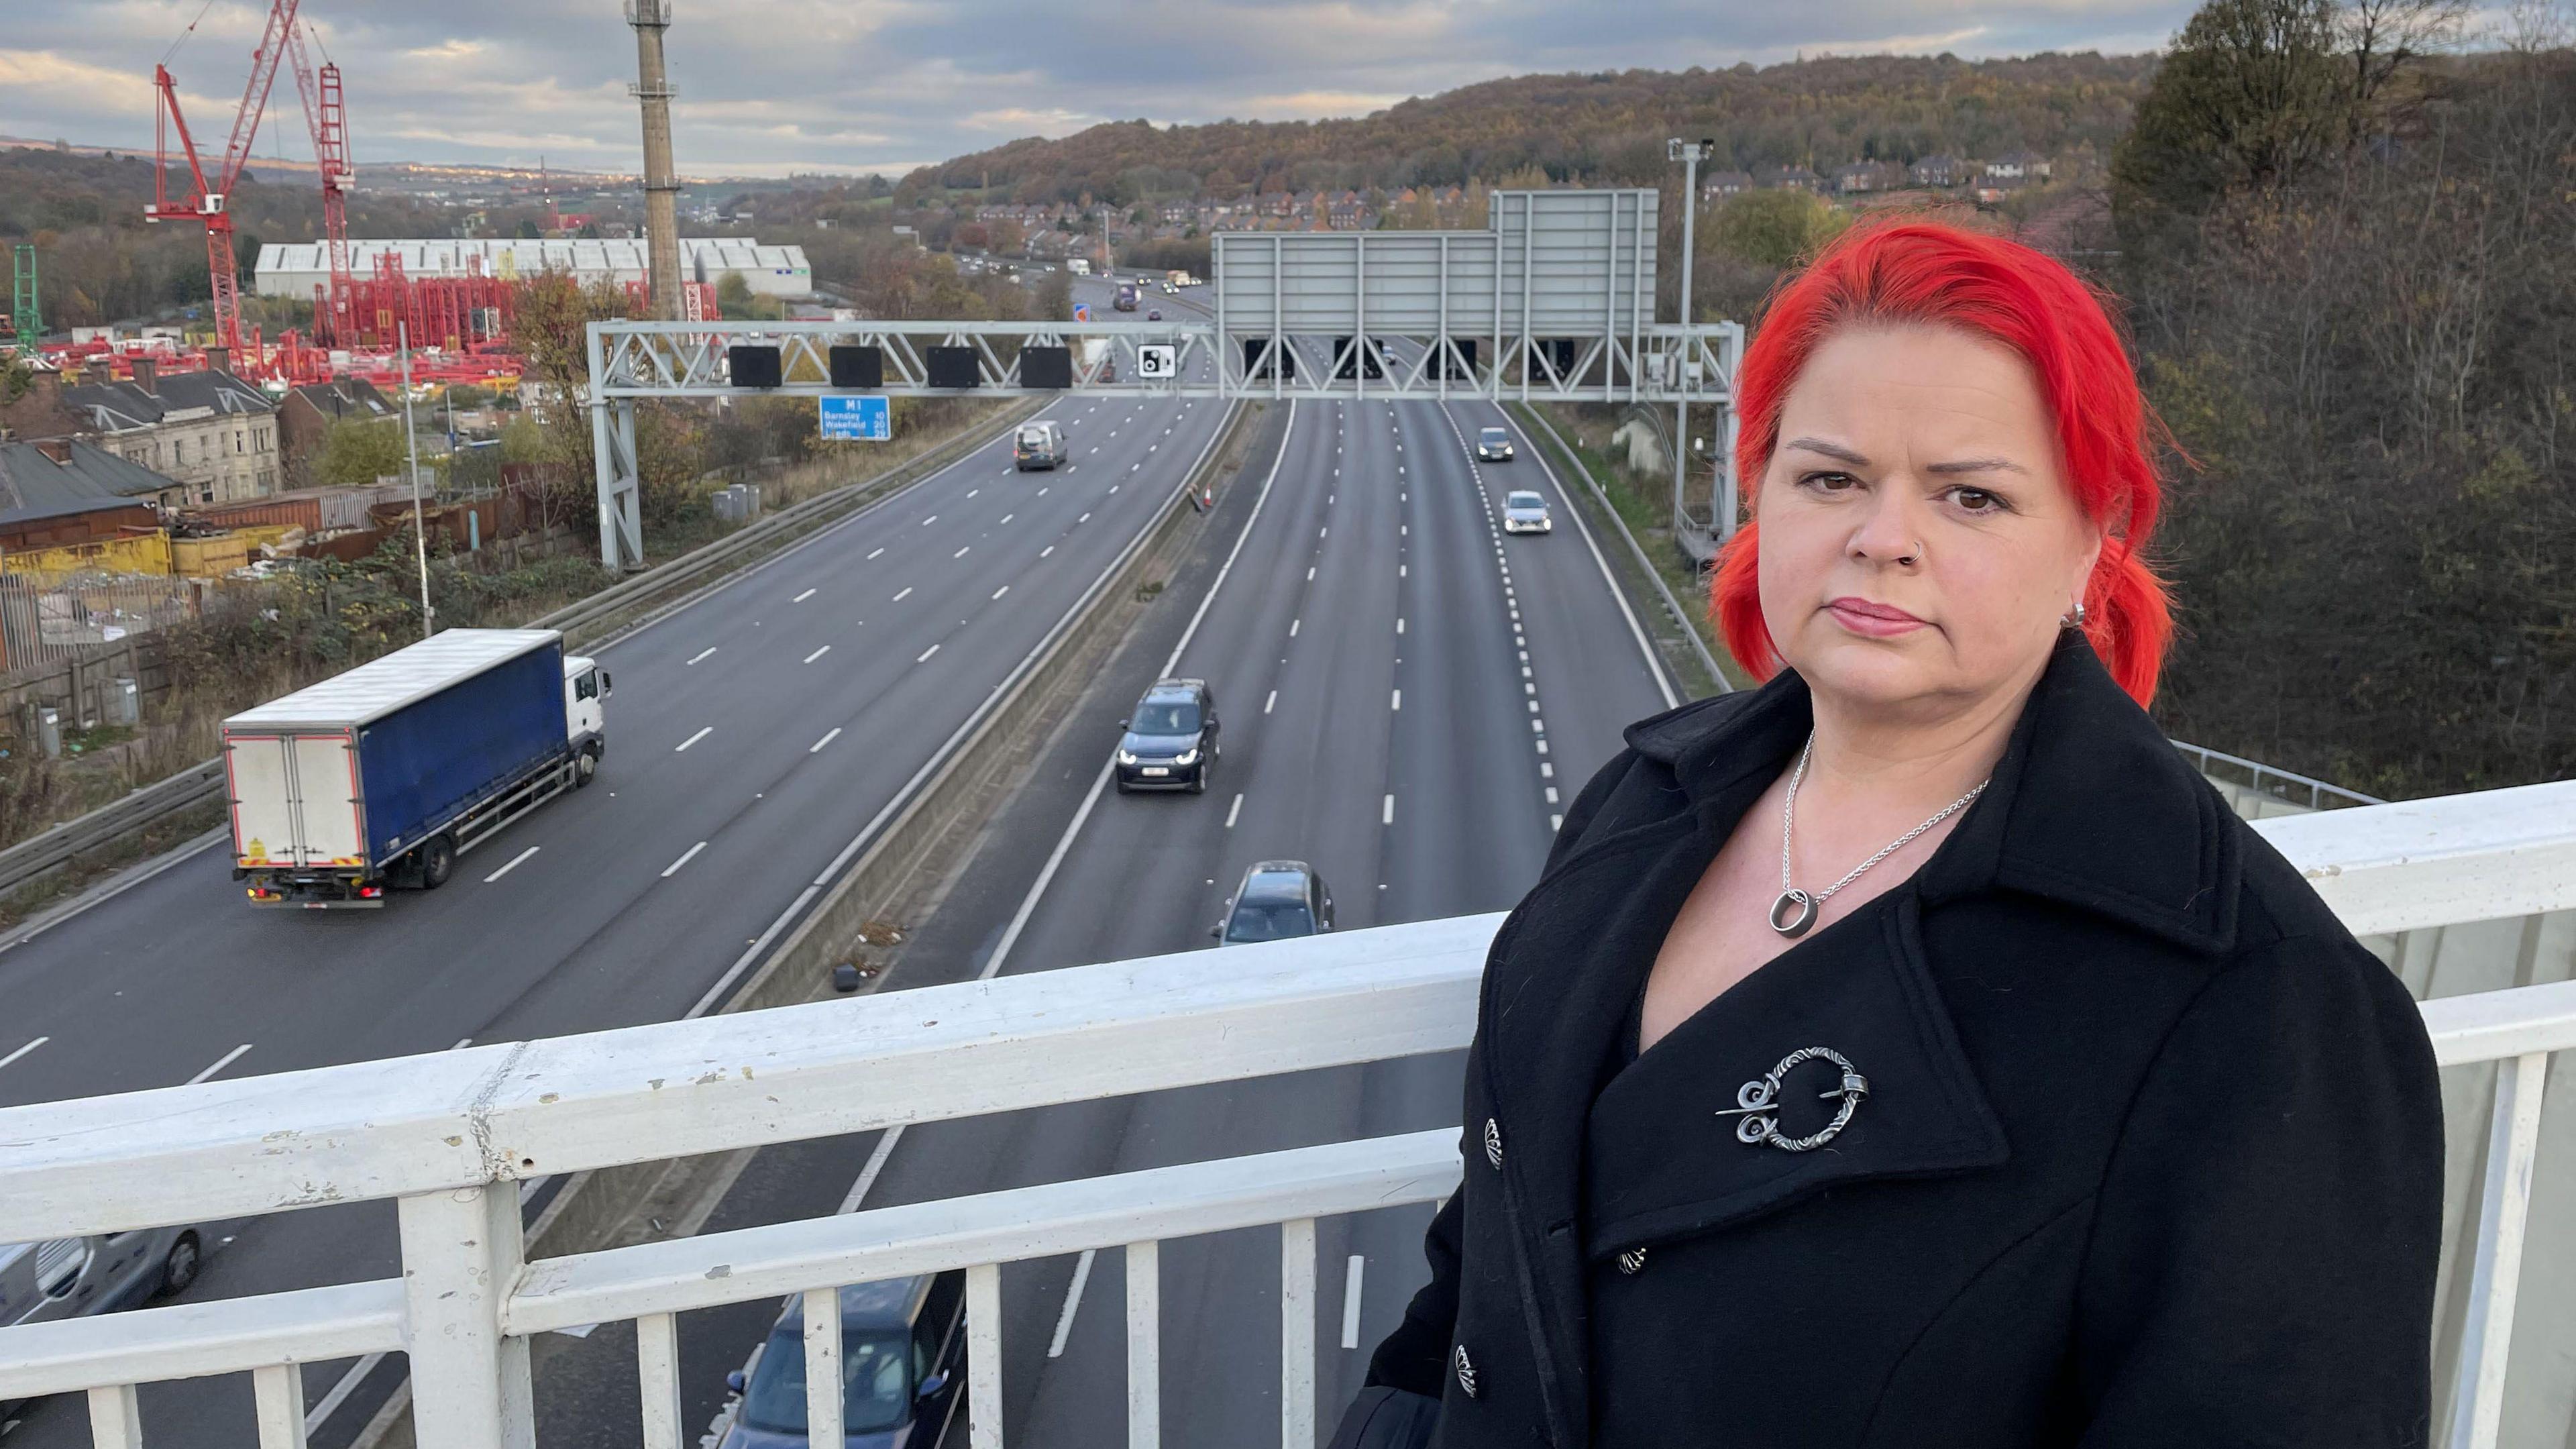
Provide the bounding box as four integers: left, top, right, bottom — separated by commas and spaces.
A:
0, 279, 1229, 1448
525, 380, 1682, 1445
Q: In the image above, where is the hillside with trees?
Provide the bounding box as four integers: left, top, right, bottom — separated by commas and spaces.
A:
904, 52, 2158, 205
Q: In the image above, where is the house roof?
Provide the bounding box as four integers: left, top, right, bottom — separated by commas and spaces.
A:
61, 370, 274, 433
0, 439, 174, 523
289, 378, 394, 422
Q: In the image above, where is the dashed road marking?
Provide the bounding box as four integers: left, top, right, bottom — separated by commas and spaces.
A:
867, 547, 885, 560
661, 842, 708, 878
793, 588, 816, 603
483, 846, 540, 883
686, 647, 716, 665
810, 728, 842, 753
676, 726, 713, 752
804, 645, 832, 663
1226, 794, 1243, 828
892, 586, 913, 602
917, 644, 941, 663
189, 1043, 254, 1085
0, 1036, 48, 1073
954, 545, 971, 558
992, 585, 1010, 600
1391, 689, 1401, 711
1265, 690, 1277, 714
1382, 794, 1395, 826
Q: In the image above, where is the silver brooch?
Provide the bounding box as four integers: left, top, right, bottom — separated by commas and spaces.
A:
1715, 1046, 1868, 1152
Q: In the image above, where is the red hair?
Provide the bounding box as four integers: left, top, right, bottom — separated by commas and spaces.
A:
1710, 219, 2174, 704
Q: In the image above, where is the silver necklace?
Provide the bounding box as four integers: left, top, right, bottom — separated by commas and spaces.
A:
1770, 733, 1988, 938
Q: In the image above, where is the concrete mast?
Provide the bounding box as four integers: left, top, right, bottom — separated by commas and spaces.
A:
627, 0, 682, 320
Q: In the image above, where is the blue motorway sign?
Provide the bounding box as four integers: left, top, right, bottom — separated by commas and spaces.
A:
818, 394, 892, 441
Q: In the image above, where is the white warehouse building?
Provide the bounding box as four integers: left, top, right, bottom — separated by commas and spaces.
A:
250, 237, 812, 299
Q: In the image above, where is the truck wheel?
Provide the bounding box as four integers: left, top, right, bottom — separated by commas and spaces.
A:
575, 746, 600, 788
158, 1232, 201, 1297
419, 835, 458, 890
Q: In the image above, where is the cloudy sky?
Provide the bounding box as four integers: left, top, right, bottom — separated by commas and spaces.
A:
3, 1, 2200, 178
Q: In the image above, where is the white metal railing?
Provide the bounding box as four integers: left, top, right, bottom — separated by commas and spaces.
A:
1, 780, 2573, 1449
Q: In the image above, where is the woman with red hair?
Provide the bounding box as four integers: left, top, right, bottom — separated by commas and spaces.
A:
1332, 220, 2440, 1448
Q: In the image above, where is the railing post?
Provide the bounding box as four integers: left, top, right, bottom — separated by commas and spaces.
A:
2447, 1051, 2551, 1449
396, 1185, 533, 1449
802, 1287, 845, 1444
253, 1362, 309, 1449
86, 1385, 142, 1449
968, 1262, 1005, 1448
1283, 1217, 1318, 1449
636, 1312, 684, 1449
1126, 1241, 1161, 1449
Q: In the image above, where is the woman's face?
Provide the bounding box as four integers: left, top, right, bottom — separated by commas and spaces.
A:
1755, 323, 2101, 722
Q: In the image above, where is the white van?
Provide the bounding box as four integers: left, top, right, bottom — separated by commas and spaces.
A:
1014, 421, 1065, 471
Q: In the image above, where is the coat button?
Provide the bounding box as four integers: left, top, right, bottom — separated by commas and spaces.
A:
1483, 1118, 1503, 1169
1454, 1343, 1480, 1399
1616, 1247, 1648, 1275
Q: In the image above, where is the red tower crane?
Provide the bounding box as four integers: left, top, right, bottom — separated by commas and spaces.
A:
282, 23, 356, 347
146, 0, 303, 372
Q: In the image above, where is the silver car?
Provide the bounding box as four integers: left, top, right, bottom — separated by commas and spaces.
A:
1, 1228, 202, 1411
1501, 489, 1553, 535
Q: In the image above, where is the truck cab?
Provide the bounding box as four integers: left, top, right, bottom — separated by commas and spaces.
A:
565, 655, 610, 783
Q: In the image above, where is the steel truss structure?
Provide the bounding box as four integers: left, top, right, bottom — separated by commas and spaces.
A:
584, 188, 1743, 569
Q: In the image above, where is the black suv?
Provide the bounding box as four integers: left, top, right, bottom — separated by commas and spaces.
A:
1214, 861, 1335, 945
1116, 678, 1220, 793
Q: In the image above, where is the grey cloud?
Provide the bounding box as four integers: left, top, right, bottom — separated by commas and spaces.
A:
2, 0, 2195, 177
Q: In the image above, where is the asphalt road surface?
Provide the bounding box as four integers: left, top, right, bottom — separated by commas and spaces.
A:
529, 392, 1682, 1448
0, 277, 1227, 1449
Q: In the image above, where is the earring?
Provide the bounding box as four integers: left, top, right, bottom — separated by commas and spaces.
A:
2061, 601, 2088, 629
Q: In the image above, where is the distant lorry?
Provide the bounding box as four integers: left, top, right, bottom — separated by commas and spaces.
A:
1067, 258, 1091, 276
1077, 336, 1115, 382
223, 629, 608, 908
1167, 269, 1192, 288
1114, 283, 1140, 312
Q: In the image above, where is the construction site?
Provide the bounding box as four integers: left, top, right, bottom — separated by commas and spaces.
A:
3, 0, 790, 392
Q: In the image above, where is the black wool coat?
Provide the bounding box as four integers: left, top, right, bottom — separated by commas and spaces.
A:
1349, 635, 2444, 1449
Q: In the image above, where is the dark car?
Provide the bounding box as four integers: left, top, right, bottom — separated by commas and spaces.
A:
714, 1273, 965, 1449
1213, 860, 1334, 945
1146, 308, 1162, 321
1475, 425, 1516, 462
1116, 678, 1219, 794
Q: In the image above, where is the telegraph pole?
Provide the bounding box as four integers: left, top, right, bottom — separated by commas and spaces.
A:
1668, 138, 1718, 540
628, 0, 683, 319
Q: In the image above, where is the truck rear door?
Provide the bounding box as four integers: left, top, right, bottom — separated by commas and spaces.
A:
227, 734, 366, 867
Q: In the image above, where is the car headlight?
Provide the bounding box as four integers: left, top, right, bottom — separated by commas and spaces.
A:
1171, 748, 1200, 766
1117, 749, 1139, 764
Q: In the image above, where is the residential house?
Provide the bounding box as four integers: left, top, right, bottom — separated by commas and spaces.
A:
1833, 162, 1907, 195
0, 436, 186, 538
60, 358, 279, 506
1703, 170, 1754, 201
277, 377, 397, 490
1911, 155, 1966, 188
1985, 150, 2053, 183
1758, 165, 1822, 193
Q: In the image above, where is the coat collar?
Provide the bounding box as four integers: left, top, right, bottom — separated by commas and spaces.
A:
1615, 631, 2241, 957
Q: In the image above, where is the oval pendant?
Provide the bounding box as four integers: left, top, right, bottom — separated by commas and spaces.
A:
1768, 888, 1818, 938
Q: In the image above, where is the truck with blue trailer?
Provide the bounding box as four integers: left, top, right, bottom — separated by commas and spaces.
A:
221, 628, 609, 908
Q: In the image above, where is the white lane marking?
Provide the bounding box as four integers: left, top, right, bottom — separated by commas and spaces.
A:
303, 1352, 388, 1437
1382, 794, 1395, 826
1391, 690, 1402, 711
917, 644, 941, 663
1079, 511, 1091, 523
675, 726, 713, 752
1547, 787, 1561, 804
1541, 762, 1554, 778
792, 588, 816, 603
686, 646, 716, 665
867, 547, 885, 560
1400, 564, 1407, 578
450, 1038, 473, 1051
483, 846, 540, 883
661, 841, 708, 878
810, 727, 843, 753
1397, 619, 1406, 635
804, 645, 832, 664
1000, 513, 1014, 525
1306, 567, 1315, 581
1109, 485, 1119, 494
1226, 793, 1243, 828
954, 545, 971, 558
1265, 690, 1277, 714
1289, 619, 1301, 637
1040, 545, 1055, 557
892, 586, 913, 602
922, 514, 938, 525
1048, 1247, 1099, 1358
967, 488, 979, 499
1341, 1256, 1366, 1349
1400, 525, 1407, 537
991, 585, 1010, 600
1038, 486, 1049, 496
0, 1036, 48, 1073
189, 1043, 254, 1085
1320, 526, 1328, 539
1552, 814, 1564, 831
